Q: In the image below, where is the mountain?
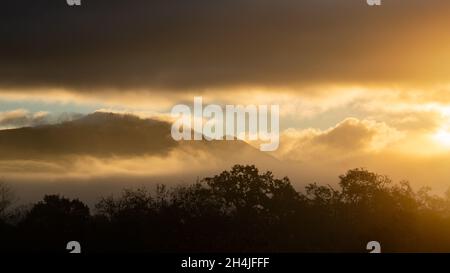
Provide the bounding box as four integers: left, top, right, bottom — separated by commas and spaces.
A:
0, 112, 278, 164
0, 112, 176, 159
0, 112, 285, 206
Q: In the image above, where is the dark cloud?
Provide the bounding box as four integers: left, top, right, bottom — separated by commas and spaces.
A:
1, 0, 449, 92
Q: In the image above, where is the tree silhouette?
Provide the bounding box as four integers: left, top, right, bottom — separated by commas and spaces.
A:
0, 182, 15, 221
203, 165, 300, 215
18, 195, 90, 252
2, 165, 450, 252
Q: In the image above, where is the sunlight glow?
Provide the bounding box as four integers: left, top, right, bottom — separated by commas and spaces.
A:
433, 128, 450, 147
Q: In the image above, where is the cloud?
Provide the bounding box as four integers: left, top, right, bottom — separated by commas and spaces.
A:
1, 0, 449, 93
313, 118, 398, 150
277, 118, 403, 161
1, 113, 450, 206
0, 109, 84, 129
0, 112, 284, 205
0, 111, 280, 172
0, 109, 49, 129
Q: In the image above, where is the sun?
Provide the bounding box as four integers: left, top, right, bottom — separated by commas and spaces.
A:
433, 128, 450, 147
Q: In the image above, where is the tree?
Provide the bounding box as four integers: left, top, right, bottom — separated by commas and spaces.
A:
7, 165, 450, 252
0, 182, 15, 221
96, 187, 155, 220
202, 165, 300, 215
339, 168, 391, 204
21, 195, 90, 234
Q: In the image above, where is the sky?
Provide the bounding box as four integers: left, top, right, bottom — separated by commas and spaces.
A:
1, 0, 450, 203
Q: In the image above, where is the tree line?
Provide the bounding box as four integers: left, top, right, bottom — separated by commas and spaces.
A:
1, 165, 450, 252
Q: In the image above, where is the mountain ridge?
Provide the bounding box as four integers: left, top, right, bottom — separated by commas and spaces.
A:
0, 112, 278, 163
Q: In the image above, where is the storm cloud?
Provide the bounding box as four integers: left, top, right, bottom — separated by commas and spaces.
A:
1, 0, 449, 92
